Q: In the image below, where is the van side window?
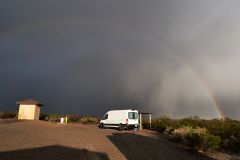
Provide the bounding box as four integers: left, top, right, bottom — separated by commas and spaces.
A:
128, 112, 138, 119
102, 114, 108, 120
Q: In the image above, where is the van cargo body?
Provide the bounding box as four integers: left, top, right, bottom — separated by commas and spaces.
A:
99, 109, 139, 131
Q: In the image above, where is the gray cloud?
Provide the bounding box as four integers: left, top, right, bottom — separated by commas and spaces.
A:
0, 0, 240, 119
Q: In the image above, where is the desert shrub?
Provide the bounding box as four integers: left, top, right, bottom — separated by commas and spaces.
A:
171, 126, 221, 151
45, 114, 61, 122
39, 113, 48, 120
205, 119, 240, 137
68, 115, 82, 122
0, 112, 17, 119
78, 116, 99, 125
171, 126, 203, 149
151, 117, 174, 133
43, 113, 99, 124
202, 134, 221, 151
204, 119, 240, 151
148, 116, 239, 152
168, 127, 183, 142
66, 115, 99, 124
185, 132, 202, 150
178, 119, 198, 128
222, 135, 240, 151
142, 120, 151, 129
164, 126, 175, 135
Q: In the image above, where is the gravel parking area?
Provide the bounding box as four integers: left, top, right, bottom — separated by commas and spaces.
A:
0, 120, 236, 160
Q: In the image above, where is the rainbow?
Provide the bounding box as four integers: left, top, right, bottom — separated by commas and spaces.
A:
201, 81, 225, 120
0, 20, 226, 120
175, 55, 225, 120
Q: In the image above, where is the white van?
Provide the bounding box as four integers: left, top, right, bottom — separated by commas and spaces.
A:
99, 109, 139, 131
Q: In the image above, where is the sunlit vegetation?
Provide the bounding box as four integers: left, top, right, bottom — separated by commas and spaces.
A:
40, 113, 100, 125
0, 112, 99, 125
143, 116, 240, 152
0, 112, 17, 119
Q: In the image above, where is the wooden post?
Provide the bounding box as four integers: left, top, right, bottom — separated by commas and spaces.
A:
149, 114, 152, 128
139, 113, 142, 130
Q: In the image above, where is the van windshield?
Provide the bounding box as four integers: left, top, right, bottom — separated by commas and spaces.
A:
128, 112, 138, 119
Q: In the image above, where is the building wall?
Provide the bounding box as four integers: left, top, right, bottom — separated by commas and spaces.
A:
18, 105, 40, 120
34, 106, 40, 120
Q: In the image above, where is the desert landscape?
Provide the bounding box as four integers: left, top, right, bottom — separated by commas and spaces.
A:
0, 120, 238, 160
1, 1, 240, 160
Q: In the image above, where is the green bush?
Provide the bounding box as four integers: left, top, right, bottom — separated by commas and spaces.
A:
39, 113, 49, 120
0, 112, 17, 119
185, 132, 202, 150
142, 120, 151, 129
178, 117, 199, 128
203, 118, 240, 151
202, 134, 221, 151
45, 114, 61, 122
222, 135, 240, 151
43, 114, 99, 124
171, 126, 221, 151
78, 116, 99, 125
148, 116, 240, 152
164, 127, 175, 135
67, 115, 82, 122
151, 117, 174, 133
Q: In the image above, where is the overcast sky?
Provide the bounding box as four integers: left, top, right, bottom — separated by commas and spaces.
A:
0, 1, 240, 118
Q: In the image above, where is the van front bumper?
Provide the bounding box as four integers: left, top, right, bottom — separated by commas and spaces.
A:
127, 124, 139, 129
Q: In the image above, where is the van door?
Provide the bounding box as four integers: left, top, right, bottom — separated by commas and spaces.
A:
128, 112, 139, 125
101, 114, 109, 124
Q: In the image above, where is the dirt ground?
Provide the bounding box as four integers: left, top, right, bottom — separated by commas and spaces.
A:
0, 120, 238, 160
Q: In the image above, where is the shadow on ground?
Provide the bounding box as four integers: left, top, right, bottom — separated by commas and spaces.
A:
0, 145, 109, 160
108, 132, 215, 160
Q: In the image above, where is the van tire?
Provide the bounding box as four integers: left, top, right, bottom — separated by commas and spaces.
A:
119, 124, 124, 131
99, 123, 104, 129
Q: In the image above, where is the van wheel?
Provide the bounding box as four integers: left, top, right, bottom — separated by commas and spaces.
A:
119, 124, 124, 131
99, 123, 104, 129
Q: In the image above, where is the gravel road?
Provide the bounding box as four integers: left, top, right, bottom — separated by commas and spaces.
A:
0, 120, 236, 160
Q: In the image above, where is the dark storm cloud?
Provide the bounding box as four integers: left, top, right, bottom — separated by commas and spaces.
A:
0, 0, 240, 118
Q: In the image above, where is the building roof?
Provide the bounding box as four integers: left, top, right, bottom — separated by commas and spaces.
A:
139, 111, 153, 114
16, 99, 43, 106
